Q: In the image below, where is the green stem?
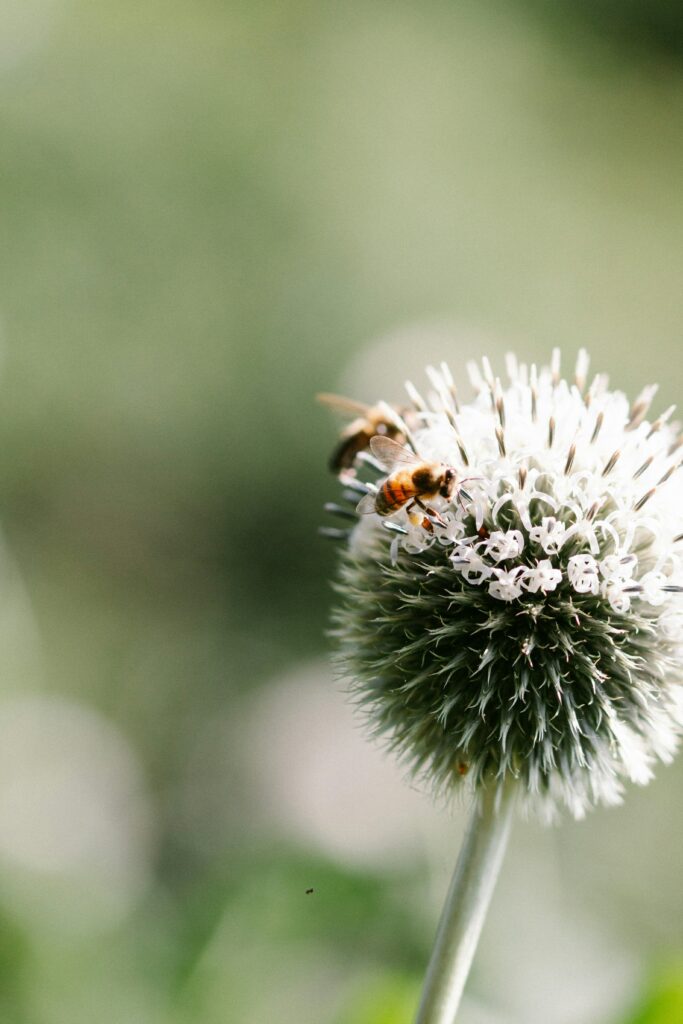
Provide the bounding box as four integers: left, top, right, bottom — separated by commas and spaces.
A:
414, 780, 517, 1024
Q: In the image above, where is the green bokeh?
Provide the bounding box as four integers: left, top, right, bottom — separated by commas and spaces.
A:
624, 963, 683, 1024
0, 1, 680, 1020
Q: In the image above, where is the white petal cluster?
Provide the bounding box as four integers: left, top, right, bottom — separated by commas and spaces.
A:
567, 554, 599, 595
361, 350, 683, 621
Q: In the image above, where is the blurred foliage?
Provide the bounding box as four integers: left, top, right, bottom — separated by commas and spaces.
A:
623, 963, 683, 1024
174, 850, 429, 1024
335, 973, 421, 1024
178, 848, 429, 981
0, 0, 679, 1020
526, 0, 683, 58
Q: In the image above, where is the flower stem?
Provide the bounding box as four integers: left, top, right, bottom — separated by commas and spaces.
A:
414, 780, 517, 1024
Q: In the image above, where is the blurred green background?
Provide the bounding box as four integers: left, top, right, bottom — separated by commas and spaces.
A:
0, 1, 681, 1021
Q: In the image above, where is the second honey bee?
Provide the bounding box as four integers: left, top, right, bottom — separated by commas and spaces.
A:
316, 393, 416, 474
356, 436, 462, 523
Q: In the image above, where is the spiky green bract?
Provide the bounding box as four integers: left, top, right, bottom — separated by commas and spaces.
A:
333, 514, 680, 822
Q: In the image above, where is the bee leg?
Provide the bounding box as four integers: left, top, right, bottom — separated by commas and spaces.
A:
405, 499, 422, 527
415, 497, 446, 526
405, 500, 434, 533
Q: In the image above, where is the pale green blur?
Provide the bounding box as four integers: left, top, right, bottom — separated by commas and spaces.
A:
0, 2, 681, 1022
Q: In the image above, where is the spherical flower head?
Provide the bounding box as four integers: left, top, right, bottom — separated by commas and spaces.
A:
328, 351, 683, 821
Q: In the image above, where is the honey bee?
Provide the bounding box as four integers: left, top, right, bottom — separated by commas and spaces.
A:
356, 436, 463, 522
316, 393, 415, 474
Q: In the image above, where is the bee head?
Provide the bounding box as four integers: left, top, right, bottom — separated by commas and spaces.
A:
440, 467, 457, 498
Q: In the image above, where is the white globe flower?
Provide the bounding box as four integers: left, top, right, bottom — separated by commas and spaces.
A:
326, 350, 683, 821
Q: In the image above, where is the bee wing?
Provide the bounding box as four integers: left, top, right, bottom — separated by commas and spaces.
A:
355, 492, 378, 515
316, 392, 371, 419
369, 435, 419, 470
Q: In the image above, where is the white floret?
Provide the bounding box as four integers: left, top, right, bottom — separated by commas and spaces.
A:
356, 350, 683, 610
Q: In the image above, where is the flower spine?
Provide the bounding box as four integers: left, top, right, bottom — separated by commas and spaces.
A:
326, 351, 683, 820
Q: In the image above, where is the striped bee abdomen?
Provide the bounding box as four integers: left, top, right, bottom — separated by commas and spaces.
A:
376, 472, 418, 515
